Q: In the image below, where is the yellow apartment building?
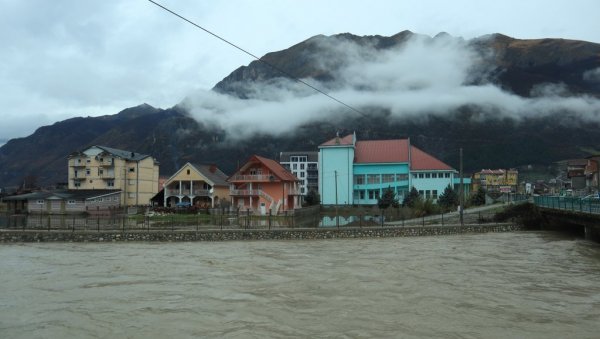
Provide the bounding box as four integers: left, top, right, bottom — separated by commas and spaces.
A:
67, 146, 160, 206
472, 169, 519, 193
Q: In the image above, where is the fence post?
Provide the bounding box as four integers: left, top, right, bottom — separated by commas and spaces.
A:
268, 210, 271, 230
246, 208, 250, 229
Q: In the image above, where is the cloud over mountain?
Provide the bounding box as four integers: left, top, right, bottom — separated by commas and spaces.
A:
183, 32, 600, 139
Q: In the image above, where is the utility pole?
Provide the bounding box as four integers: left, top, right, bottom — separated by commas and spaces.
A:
335, 170, 339, 228
459, 148, 464, 226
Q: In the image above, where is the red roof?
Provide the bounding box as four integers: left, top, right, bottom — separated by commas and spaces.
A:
232, 155, 298, 182
354, 139, 409, 163
320, 134, 354, 146
410, 146, 454, 171
353, 138, 454, 170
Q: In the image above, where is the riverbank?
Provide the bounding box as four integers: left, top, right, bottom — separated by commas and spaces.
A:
0, 223, 523, 242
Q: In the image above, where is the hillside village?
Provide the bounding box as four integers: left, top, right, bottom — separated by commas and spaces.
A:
3, 130, 599, 217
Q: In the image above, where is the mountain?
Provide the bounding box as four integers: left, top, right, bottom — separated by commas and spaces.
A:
1, 31, 600, 187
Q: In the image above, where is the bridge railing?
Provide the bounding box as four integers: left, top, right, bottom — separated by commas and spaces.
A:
534, 195, 600, 214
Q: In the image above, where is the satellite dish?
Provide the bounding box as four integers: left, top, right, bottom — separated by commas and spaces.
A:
209, 188, 214, 194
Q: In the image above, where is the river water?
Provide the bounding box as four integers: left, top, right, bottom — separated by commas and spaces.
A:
1, 231, 599, 338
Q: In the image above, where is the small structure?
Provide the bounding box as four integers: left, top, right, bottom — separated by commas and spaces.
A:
228, 155, 301, 215
162, 163, 229, 208
2, 190, 121, 215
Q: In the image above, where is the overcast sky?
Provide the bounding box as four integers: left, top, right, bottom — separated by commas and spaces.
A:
1, 0, 599, 143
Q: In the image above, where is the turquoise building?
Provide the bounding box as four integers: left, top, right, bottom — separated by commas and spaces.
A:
319, 133, 461, 205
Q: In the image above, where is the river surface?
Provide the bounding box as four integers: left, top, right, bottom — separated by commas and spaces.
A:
1, 231, 599, 338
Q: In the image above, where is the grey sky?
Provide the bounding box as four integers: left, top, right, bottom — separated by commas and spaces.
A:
1, 0, 599, 142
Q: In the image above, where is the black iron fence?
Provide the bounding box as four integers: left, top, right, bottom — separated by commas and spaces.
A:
534, 195, 600, 214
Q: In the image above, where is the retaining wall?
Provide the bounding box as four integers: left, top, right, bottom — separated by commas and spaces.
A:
0, 223, 523, 243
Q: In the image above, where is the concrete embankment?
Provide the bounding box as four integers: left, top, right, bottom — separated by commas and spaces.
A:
0, 223, 523, 243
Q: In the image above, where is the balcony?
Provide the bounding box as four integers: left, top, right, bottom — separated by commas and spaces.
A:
229, 174, 276, 182
71, 162, 86, 168
99, 160, 114, 167
231, 189, 274, 202
165, 189, 211, 197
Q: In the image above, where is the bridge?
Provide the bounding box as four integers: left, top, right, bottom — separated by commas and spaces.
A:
533, 195, 600, 242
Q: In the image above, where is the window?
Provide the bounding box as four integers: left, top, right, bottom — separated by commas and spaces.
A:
74, 182, 81, 188
418, 173, 424, 179
431, 173, 437, 178
187, 169, 190, 175
425, 190, 431, 198
98, 198, 103, 202
128, 179, 135, 185
300, 163, 305, 170
292, 164, 298, 170
129, 167, 135, 173
299, 156, 307, 162
107, 180, 114, 187
36, 200, 45, 205
397, 174, 408, 181
128, 192, 136, 198
425, 173, 431, 178
432, 190, 438, 199
419, 190, 424, 196
86, 169, 90, 176
300, 172, 305, 178
445, 173, 450, 178
74, 170, 78, 178
86, 159, 91, 163
382, 174, 395, 183
67, 200, 76, 205
412, 174, 417, 179
98, 169, 103, 176
367, 174, 380, 184
368, 189, 380, 200
113, 196, 119, 201
354, 175, 365, 185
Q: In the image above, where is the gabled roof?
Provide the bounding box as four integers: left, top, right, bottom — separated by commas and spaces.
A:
354, 139, 409, 163
410, 146, 454, 171
352, 138, 454, 171
230, 155, 298, 182
319, 133, 355, 147
2, 189, 121, 201
191, 163, 229, 186
69, 145, 154, 162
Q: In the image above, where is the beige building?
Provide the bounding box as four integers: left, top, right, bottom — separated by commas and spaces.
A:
472, 169, 518, 193
68, 146, 159, 206
163, 163, 229, 208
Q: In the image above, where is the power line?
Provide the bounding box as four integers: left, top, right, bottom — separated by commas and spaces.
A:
147, 0, 366, 117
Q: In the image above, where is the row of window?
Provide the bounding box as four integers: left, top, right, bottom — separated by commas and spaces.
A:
413, 172, 452, 179
289, 156, 308, 162
354, 174, 410, 185
36, 196, 120, 204
353, 187, 408, 200
419, 190, 439, 199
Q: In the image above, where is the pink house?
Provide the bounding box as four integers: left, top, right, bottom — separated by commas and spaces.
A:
228, 155, 302, 215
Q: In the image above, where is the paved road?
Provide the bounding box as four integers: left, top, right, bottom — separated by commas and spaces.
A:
384, 202, 518, 226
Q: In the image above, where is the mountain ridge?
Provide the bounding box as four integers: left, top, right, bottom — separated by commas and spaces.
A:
1, 31, 600, 187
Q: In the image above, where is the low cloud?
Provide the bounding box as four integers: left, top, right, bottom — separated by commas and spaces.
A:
183, 34, 600, 139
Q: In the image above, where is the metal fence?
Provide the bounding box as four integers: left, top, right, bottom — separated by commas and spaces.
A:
534, 195, 600, 214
